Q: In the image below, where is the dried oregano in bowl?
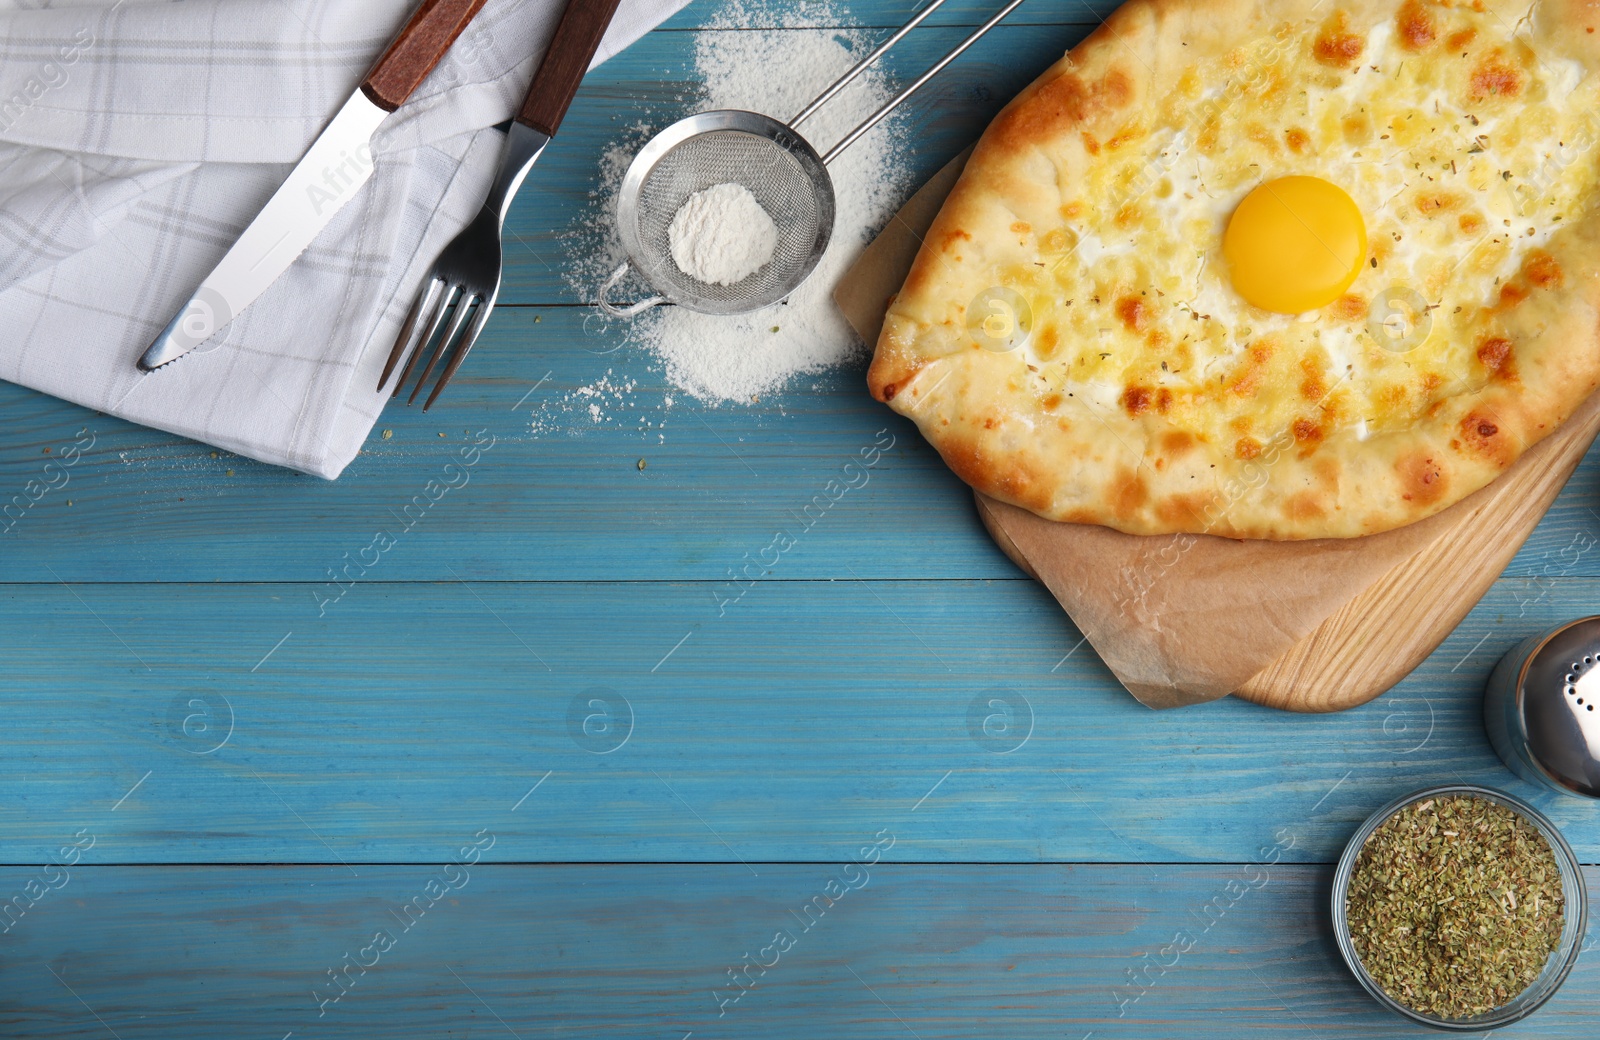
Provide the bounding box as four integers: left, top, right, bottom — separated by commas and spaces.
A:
1344, 795, 1565, 1019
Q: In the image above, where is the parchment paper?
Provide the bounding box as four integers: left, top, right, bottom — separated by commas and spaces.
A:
835, 150, 1596, 709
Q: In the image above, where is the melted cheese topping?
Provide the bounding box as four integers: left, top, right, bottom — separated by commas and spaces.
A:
1006, 4, 1600, 457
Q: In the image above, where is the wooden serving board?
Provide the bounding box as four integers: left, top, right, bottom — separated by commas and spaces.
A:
979, 396, 1600, 712
837, 151, 1600, 712
1237, 396, 1600, 709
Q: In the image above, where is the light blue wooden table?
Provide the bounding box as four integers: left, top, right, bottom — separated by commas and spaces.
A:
2, 2, 1597, 1036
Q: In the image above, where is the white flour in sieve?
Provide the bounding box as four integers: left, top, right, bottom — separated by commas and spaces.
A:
565, 0, 911, 404
668, 183, 778, 285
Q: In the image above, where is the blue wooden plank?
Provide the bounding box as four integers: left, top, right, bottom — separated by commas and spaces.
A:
0, 309, 1004, 582
3, 574, 1600, 865
1, 864, 1594, 1039
5, 303, 1599, 583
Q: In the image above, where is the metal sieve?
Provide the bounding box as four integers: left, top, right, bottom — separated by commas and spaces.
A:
609, 111, 835, 315
598, 0, 1029, 317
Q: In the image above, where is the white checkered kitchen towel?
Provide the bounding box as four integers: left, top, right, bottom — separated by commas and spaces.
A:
0, 0, 686, 478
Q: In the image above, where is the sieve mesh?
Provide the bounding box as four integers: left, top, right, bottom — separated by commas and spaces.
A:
627, 129, 832, 313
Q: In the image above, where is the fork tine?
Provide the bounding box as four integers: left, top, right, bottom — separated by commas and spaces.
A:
379, 277, 442, 392
395, 283, 459, 399
421, 296, 497, 411
408, 292, 478, 405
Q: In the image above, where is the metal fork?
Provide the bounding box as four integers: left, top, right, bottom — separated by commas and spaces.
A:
379, 0, 624, 409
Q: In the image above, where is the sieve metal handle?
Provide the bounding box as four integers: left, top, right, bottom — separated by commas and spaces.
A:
597, 261, 668, 317
789, 0, 955, 129
819, 0, 1031, 166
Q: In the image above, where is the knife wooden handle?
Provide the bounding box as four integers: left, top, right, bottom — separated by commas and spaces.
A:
361, 0, 491, 112
517, 0, 626, 136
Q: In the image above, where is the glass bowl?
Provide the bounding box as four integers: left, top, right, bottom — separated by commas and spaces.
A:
1331, 783, 1588, 1031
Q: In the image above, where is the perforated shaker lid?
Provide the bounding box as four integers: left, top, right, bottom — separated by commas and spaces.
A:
1520, 616, 1600, 798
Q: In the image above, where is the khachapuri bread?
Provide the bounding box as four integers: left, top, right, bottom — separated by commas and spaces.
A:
869, 0, 1600, 538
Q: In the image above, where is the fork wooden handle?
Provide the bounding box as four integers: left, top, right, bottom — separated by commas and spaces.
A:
361, 0, 492, 112
517, 0, 626, 136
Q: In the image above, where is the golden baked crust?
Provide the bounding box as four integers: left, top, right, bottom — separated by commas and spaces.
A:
868, 0, 1600, 539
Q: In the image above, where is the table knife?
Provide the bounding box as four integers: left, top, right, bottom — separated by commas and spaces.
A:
137, 0, 492, 371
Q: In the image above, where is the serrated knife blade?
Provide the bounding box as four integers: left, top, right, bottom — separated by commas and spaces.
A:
139, 93, 387, 371
138, 0, 491, 372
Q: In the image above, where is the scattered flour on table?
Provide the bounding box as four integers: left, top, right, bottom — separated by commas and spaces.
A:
563, 0, 911, 405
669, 182, 779, 285
527, 371, 671, 442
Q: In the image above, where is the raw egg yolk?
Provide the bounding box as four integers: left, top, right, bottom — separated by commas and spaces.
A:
1223, 176, 1367, 314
